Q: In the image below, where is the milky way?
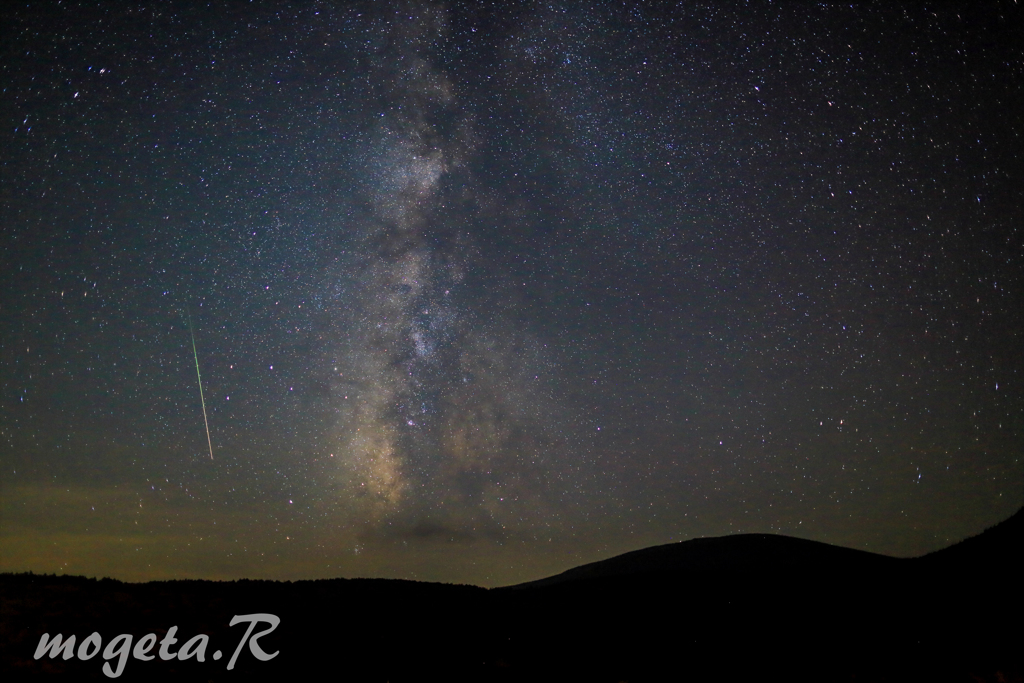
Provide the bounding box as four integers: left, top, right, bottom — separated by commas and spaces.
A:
1, 0, 1020, 586
324, 4, 576, 539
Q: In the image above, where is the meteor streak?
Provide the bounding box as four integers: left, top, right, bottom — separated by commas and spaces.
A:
187, 308, 214, 460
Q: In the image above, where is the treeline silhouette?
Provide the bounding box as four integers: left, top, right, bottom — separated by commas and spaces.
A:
2, 508, 1020, 682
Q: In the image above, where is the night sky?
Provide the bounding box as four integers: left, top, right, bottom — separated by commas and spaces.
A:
2, 1, 1021, 588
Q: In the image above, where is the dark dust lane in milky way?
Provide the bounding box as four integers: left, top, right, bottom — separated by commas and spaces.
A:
0, 1, 1020, 586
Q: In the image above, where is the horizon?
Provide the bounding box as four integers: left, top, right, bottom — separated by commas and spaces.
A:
2, 0, 1021, 589
4, 502, 1020, 589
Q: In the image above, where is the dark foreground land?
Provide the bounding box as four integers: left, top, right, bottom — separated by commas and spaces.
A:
2, 509, 1020, 682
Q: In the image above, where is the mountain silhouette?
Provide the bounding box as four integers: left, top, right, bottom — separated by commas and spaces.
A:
2, 507, 1020, 681
918, 505, 1022, 568
509, 532, 898, 589
490, 507, 1022, 680
511, 507, 1022, 589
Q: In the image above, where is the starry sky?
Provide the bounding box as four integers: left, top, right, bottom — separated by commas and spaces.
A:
1, 1, 1021, 588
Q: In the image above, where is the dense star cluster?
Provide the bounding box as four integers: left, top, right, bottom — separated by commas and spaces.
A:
1, 1, 1021, 586
325, 3, 575, 537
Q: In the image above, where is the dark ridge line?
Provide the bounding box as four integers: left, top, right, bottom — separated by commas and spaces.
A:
2, 506, 1018, 590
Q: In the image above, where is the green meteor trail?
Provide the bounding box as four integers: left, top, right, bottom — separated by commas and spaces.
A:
187, 309, 214, 460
